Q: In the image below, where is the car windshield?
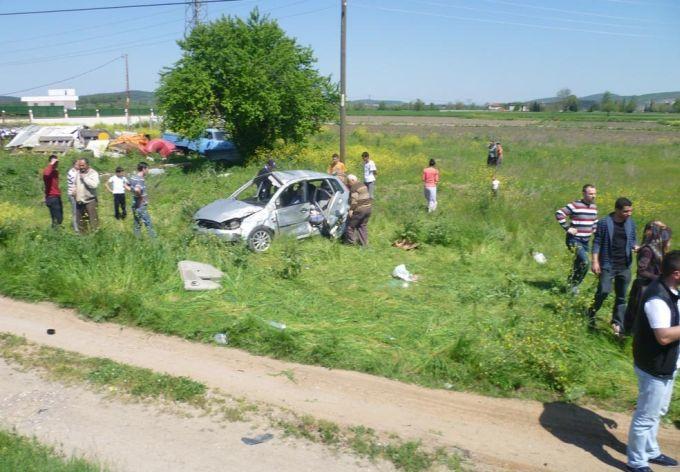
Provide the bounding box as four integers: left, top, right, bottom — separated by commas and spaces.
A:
212, 131, 225, 140
234, 177, 281, 206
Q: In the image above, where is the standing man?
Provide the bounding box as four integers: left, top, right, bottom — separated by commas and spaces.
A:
495, 141, 504, 166
487, 141, 498, 166
66, 160, 79, 233
626, 250, 680, 472
589, 197, 638, 334
106, 166, 128, 219
555, 184, 598, 294
74, 158, 100, 233
362, 151, 377, 199
126, 162, 156, 237
344, 174, 372, 247
42, 154, 63, 228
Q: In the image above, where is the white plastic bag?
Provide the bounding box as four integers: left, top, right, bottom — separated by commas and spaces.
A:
532, 252, 547, 264
392, 264, 416, 282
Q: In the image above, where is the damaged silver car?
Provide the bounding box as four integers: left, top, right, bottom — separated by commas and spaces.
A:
194, 170, 349, 252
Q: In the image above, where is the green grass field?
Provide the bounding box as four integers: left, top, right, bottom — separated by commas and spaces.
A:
0, 122, 678, 424
0, 429, 103, 472
347, 109, 680, 124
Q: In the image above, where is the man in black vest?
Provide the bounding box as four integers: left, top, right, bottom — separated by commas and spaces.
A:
626, 250, 680, 472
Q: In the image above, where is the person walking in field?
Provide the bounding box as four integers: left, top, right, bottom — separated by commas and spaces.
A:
422, 158, 440, 212
495, 142, 504, 166
589, 197, 638, 334
42, 154, 63, 228
624, 222, 672, 335
555, 184, 598, 295
74, 158, 100, 233
626, 250, 680, 472
106, 166, 128, 220
344, 174, 372, 247
66, 160, 79, 233
126, 162, 156, 238
362, 151, 377, 199
487, 141, 499, 166
327, 153, 347, 185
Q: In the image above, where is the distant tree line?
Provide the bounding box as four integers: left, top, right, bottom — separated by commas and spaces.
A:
348, 89, 680, 114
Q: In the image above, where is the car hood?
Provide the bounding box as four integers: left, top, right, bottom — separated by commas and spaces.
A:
194, 199, 263, 222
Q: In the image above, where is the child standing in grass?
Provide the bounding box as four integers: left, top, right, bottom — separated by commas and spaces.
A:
106, 167, 128, 220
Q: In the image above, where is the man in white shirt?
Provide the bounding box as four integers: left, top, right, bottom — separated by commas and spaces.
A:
66, 160, 79, 233
627, 250, 680, 472
106, 166, 129, 219
362, 151, 377, 199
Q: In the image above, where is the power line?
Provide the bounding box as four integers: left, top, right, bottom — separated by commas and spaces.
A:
480, 0, 670, 24
0, 0, 243, 17
0, 32, 182, 67
402, 0, 649, 30
1, 7, 180, 46
6, 18, 183, 55
356, 2, 658, 38
1, 56, 124, 96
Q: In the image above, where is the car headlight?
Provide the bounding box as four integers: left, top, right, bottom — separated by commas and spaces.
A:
222, 219, 241, 230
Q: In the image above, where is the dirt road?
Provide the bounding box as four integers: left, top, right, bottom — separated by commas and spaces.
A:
1, 296, 678, 471
0, 359, 390, 472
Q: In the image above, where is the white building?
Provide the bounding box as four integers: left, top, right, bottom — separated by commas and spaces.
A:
21, 89, 79, 110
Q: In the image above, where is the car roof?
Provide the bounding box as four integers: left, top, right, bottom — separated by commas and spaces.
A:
270, 170, 334, 185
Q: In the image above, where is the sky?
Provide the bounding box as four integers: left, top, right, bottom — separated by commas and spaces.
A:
1, 0, 679, 104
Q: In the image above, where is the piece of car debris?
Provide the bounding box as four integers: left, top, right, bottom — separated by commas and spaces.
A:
241, 433, 273, 445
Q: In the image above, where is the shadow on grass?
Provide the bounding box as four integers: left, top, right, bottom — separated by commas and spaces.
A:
540, 402, 627, 470
525, 278, 563, 291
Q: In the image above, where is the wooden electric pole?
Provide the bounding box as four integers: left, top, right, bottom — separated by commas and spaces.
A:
124, 53, 131, 129
339, 0, 347, 162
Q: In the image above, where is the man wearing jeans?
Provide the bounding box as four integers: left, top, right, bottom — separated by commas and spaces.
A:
626, 250, 680, 472
555, 184, 598, 294
126, 162, 156, 238
362, 151, 377, 199
42, 155, 62, 228
590, 197, 637, 333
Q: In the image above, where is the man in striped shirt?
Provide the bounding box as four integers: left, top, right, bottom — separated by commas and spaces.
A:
555, 184, 598, 294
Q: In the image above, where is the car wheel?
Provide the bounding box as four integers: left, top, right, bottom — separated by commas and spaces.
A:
247, 226, 273, 252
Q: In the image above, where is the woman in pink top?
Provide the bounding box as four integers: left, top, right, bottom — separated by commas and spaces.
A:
422, 159, 440, 212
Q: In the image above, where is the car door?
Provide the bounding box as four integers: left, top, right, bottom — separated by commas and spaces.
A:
322, 178, 349, 228
273, 182, 312, 238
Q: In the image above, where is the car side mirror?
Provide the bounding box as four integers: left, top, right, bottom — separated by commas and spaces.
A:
276, 199, 281, 207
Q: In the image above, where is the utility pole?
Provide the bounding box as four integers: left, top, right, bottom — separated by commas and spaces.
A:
339, 0, 347, 162
185, 0, 206, 37
124, 53, 131, 129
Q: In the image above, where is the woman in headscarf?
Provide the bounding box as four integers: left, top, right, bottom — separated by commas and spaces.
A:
624, 221, 672, 334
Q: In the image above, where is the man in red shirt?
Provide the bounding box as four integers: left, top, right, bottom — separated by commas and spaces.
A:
42, 154, 63, 228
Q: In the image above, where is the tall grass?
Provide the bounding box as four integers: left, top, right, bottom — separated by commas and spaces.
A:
1, 127, 678, 422
0, 430, 104, 471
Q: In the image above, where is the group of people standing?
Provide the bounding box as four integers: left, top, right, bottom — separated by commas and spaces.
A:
557, 184, 679, 472
325, 151, 441, 246
325, 151, 378, 247
42, 155, 155, 237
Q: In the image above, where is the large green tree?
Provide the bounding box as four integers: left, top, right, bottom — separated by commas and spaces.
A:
157, 10, 338, 156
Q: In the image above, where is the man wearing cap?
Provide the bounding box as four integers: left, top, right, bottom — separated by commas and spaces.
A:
256, 159, 276, 201
42, 154, 63, 228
